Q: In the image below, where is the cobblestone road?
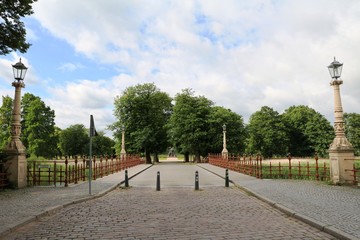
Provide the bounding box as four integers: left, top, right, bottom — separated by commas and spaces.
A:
199, 164, 360, 239
4, 187, 335, 239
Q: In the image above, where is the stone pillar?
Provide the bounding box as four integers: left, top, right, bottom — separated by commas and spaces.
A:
120, 125, 126, 157
222, 124, 228, 159
4, 81, 27, 188
328, 80, 354, 184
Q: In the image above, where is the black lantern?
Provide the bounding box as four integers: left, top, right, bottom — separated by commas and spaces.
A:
327, 57, 343, 80
12, 58, 27, 81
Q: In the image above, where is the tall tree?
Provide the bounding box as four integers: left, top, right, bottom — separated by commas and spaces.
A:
111, 83, 172, 164
21, 93, 57, 158
59, 124, 88, 157
344, 113, 360, 156
0, 96, 13, 149
0, 0, 37, 55
207, 106, 246, 154
246, 106, 289, 158
86, 131, 115, 156
282, 105, 334, 157
167, 89, 213, 162
304, 112, 334, 157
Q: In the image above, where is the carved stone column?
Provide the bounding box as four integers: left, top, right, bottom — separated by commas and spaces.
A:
5, 81, 27, 188
222, 124, 228, 159
328, 80, 354, 184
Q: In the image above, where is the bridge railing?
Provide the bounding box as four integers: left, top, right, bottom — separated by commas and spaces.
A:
208, 153, 341, 182
27, 154, 144, 187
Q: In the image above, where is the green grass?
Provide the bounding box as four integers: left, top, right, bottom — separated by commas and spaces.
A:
260, 164, 330, 180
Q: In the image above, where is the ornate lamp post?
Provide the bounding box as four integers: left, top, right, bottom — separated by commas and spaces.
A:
120, 125, 126, 157
222, 124, 228, 159
327, 57, 354, 184
5, 58, 28, 188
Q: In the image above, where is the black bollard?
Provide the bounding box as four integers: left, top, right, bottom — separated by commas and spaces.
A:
195, 171, 199, 190
156, 171, 161, 191
225, 169, 229, 187
125, 170, 129, 187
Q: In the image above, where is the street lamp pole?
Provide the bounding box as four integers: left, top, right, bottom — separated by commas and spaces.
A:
222, 124, 228, 159
5, 58, 28, 188
327, 57, 354, 185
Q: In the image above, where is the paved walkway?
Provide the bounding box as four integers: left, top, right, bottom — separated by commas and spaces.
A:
0, 164, 151, 237
0, 163, 359, 239
199, 164, 360, 240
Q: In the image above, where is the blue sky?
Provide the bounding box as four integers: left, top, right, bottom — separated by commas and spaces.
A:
1, 0, 360, 137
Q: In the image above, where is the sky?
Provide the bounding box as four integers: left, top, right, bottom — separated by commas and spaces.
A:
1, 0, 360, 137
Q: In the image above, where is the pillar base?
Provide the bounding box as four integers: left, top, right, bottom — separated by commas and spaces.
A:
3, 150, 27, 188
328, 145, 354, 185
222, 149, 228, 159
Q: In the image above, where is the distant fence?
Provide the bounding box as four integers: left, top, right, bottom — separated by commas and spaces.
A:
208, 154, 360, 183
27, 154, 144, 187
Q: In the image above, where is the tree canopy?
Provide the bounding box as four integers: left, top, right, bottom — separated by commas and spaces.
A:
246, 106, 289, 158
282, 105, 334, 157
21, 93, 57, 158
0, 0, 37, 55
111, 83, 172, 163
344, 113, 360, 156
59, 124, 88, 157
0, 96, 13, 149
167, 89, 213, 162
207, 106, 246, 154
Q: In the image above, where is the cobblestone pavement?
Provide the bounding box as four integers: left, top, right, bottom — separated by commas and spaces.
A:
0, 164, 151, 237
1, 162, 359, 239
199, 164, 360, 240
4, 187, 335, 240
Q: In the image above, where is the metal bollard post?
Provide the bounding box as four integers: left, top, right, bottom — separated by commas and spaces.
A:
225, 169, 229, 187
156, 171, 160, 191
195, 171, 199, 190
125, 170, 129, 187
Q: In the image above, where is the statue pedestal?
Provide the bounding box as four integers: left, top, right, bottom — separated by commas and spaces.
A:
4, 151, 27, 188
329, 137, 354, 185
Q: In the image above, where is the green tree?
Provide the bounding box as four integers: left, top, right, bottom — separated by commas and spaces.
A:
0, 96, 13, 149
167, 89, 213, 162
282, 105, 334, 157
59, 124, 88, 157
0, 0, 37, 55
344, 113, 360, 156
86, 131, 115, 156
111, 83, 172, 164
304, 113, 334, 157
207, 106, 246, 154
246, 106, 289, 158
21, 93, 57, 158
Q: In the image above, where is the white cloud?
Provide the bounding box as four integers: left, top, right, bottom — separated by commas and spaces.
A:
1, 0, 358, 134
58, 62, 84, 72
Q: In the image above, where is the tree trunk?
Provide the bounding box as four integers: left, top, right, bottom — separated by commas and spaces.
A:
154, 153, 159, 163
194, 152, 201, 163
145, 150, 152, 164
184, 152, 189, 162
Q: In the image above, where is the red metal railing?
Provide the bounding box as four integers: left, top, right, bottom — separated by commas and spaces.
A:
345, 159, 360, 185
27, 154, 144, 187
208, 153, 333, 181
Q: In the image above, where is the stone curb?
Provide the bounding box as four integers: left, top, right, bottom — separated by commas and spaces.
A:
197, 164, 357, 240
0, 164, 153, 239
